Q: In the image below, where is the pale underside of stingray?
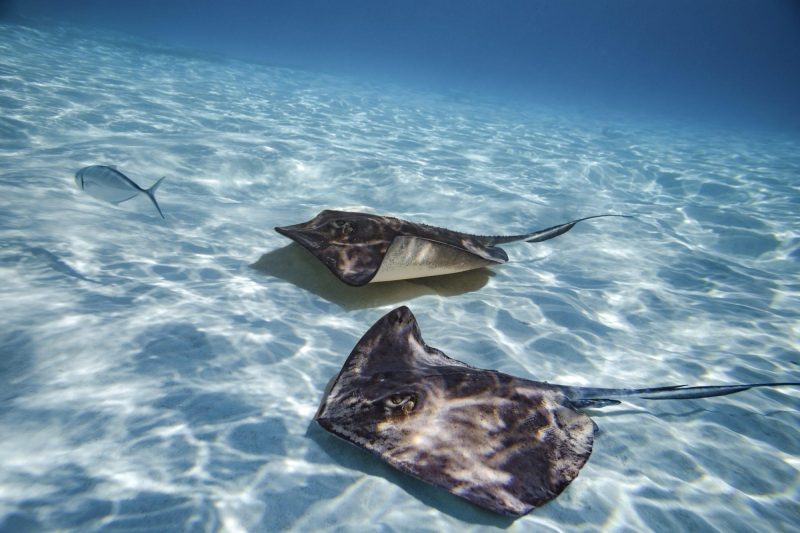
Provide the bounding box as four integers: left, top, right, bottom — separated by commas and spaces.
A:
275, 210, 629, 286
315, 306, 799, 516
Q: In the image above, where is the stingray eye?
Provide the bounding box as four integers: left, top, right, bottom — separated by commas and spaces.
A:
387, 395, 417, 414
330, 220, 354, 234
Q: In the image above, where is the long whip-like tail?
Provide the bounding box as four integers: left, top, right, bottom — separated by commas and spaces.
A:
562, 382, 800, 409
487, 214, 632, 245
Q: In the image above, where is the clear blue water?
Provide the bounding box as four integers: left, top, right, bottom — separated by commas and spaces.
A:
0, 11, 799, 533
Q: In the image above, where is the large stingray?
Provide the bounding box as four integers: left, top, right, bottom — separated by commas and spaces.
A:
275, 210, 629, 286
315, 306, 799, 516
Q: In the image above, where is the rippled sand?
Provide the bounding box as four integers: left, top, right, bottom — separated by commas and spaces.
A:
0, 22, 798, 532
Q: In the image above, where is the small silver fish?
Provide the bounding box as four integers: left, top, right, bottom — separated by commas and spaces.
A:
74, 165, 166, 219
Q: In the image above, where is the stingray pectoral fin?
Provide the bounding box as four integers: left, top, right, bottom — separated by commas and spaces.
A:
369, 236, 503, 283
500, 402, 595, 514
382, 399, 596, 516
310, 245, 383, 287
274, 224, 386, 286
457, 239, 509, 263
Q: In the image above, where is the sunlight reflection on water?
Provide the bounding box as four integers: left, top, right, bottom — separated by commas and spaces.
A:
0, 21, 798, 533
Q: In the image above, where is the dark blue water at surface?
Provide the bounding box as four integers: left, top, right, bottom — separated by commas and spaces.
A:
5, 0, 800, 132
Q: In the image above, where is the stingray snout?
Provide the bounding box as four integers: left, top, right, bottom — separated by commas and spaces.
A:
388, 305, 414, 324
275, 224, 323, 250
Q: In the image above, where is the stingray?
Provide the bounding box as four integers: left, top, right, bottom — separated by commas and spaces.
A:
315, 306, 799, 516
275, 210, 629, 286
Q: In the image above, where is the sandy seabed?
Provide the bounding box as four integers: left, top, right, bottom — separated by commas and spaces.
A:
0, 22, 798, 533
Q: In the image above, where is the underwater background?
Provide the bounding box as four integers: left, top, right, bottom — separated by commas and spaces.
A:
1, 1, 799, 531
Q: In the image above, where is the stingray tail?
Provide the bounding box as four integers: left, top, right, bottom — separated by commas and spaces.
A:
488, 214, 632, 245
146, 177, 166, 219
564, 382, 800, 409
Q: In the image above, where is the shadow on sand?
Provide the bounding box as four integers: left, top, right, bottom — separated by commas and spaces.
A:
250, 243, 493, 310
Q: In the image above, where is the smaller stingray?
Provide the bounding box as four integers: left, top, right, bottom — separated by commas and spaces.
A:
315, 306, 799, 516
276, 210, 629, 286
75, 165, 166, 218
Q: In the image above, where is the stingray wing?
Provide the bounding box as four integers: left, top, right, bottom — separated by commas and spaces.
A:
316, 241, 389, 286
275, 210, 396, 286
273, 234, 387, 286
316, 306, 594, 516
409, 222, 510, 264
410, 236, 509, 264
276, 211, 512, 286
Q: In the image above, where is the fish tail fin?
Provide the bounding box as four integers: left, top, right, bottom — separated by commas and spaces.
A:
566, 382, 799, 409
146, 177, 166, 219
488, 214, 633, 245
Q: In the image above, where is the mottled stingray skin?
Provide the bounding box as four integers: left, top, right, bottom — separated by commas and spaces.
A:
315, 307, 800, 516
315, 306, 591, 516
275, 210, 626, 286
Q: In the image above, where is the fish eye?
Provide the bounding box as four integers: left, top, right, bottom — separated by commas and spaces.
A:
389, 395, 404, 405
